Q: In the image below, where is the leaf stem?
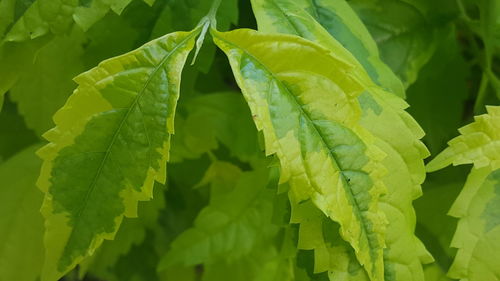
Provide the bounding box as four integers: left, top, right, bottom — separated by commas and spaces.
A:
474, 72, 489, 113
208, 0, 223, 27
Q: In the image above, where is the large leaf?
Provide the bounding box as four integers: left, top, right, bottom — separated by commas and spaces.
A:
0, 145, 45, 281
251, 2, 432, 280
36, 26, 201, 281
251, 0, 404, 98
213, 28, 387, 281
427, 106, 500, 281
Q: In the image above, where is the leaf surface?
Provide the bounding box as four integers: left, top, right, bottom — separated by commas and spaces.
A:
159, 167, 277, 268
427, 106, 500, 281
349, 0, 439, 86
251, 0, 404, 97
36, 27, 200, 281
251, 2, 432, 280
0, 145, 45, 281
213, 28, 387, 281
9, 27, 85, 136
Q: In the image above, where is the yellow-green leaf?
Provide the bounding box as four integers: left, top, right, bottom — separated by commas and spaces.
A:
36, 27, 200, 281
212, 28, 387, 281
427, 106, 500, 281
250, 0, 404, 98
427, 106, 500, 172
251, 1, 432, 280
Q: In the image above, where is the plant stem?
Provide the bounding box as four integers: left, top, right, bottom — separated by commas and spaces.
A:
474, 72, 489, 113
208, 0, 223, 26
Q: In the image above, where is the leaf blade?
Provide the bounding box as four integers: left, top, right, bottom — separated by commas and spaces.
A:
212, 28, 387, 281
37, 28, 200, 281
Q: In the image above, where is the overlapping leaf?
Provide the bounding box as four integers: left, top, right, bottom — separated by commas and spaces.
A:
250, 1, 432, 280
1, 0, 151, 42
36, 26, 201, 281
427, 106, 500, 281
213, 28, 388, 281
251, 0, 404, 98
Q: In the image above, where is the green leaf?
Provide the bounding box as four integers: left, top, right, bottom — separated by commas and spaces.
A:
427, 106, 500, 172
0, 97, 38, 162
349, 0, 440, 87
150, 0, 239, 72
423, 264, 453, 281
0, 36, 50, 100
290, 201, 368, 280
73, 0, 134, 31
81, 183, 166, 280
414, 166, 468, 270
9, 27, 85, 136
158, 167, 278, 268
202, 243, 295, 281
0, 0, 16, 38
2, 0, 144, 42
251, 0, 404, 98
36, 27, 201, 281
171, 92, 261, 163
448, 167, 500, 281
0, 144, 45, 281
250, 2, 433, 279
427, 106, 500, 280
212, 28, 387, 281
3, 0, 78, 42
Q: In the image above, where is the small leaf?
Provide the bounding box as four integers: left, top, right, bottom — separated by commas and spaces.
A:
251, 0, 404, 97
36, 27, 201, 280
